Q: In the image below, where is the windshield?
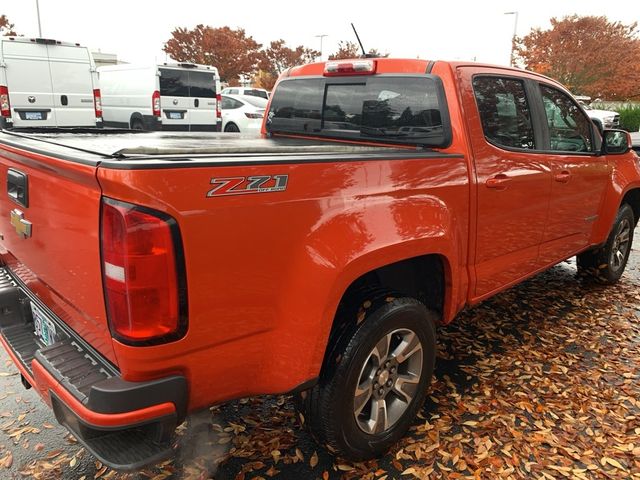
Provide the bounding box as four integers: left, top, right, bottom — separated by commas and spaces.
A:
266, 75, 451, 147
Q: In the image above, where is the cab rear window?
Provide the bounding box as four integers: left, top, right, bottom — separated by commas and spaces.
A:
266, 76, 451, 147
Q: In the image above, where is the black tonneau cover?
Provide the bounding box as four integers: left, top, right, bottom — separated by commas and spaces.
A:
0, 130, 401, 158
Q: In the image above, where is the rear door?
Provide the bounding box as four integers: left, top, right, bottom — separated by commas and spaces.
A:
187, 70, 218, 131
460, 68, 552, 299
159, 67, 190, 130
1, 40, 57, 127
47, 44, 96, 127
535, 83, 609, 264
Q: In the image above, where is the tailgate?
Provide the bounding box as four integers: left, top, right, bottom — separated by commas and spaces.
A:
0, 140, 116, 364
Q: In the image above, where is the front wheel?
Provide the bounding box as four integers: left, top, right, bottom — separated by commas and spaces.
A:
577, 203, 635, 284
298, 291, 436, 460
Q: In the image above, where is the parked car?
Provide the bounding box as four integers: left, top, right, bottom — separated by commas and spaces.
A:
575, 95, 620, 130
98, 63, 221, 131
221, 94, 267, 133
0, 58, 638, 470
0, 36, 102, 128
221, 87, 269, 100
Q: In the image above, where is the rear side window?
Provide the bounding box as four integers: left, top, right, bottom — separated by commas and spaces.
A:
267, 76, 450, 147
221, 96, 243, 109
540, 85, 593, 152
189, 71, 216, 98
244, 89, 268, 100
159, 69, 188, 97
472, 76, 535, 150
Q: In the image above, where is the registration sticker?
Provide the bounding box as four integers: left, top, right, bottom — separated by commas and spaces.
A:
32, 302, 57, 346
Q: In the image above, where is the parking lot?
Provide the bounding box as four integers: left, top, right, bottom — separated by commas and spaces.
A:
0, 224, 637, 479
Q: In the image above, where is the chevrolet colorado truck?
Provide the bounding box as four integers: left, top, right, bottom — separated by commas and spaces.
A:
0, 58, 638, 470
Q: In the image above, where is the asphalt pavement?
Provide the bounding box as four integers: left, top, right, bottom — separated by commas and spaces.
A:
1, 225, 640, 479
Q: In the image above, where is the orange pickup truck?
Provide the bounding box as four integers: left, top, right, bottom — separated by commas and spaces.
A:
0, 58, 638, 470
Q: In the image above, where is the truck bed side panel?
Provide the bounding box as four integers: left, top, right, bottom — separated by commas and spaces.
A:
97, 154, 469, 409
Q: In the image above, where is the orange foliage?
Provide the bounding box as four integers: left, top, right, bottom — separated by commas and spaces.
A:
515, 15, 640, 100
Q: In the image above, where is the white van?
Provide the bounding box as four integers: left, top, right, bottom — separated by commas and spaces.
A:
0, 37, 102, 129
98, 63, 221, 131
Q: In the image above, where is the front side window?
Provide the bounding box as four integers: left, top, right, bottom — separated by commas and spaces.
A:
267, 76, 450, 147
472, 76, 535, 150
540, 85, 593, 153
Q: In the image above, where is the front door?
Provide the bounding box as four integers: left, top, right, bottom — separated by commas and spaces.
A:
459, 68, 552, 299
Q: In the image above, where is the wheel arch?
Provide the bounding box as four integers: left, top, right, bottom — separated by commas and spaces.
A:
622, 188, 640, 227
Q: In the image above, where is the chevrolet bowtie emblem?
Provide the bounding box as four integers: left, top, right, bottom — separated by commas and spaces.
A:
10, 209, 32, 239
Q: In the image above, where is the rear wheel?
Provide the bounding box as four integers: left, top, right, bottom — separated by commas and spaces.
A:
298, 289, 436, 460
577, 203, 635, 284
224, 123, 240, 133
130, 119, 144, 130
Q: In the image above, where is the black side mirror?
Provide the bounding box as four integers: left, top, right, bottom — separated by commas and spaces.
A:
602, 129, 631, 155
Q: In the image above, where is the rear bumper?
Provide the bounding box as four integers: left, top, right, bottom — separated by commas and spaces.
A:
0, 267, 187, 470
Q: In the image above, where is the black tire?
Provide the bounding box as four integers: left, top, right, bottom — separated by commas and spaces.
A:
224, 123, 240, 132
577, 203, 635, 284
299, 289, 436, 460
130, 119, 144, 130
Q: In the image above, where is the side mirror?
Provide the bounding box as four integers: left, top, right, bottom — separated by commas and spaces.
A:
602, 129, 632, 155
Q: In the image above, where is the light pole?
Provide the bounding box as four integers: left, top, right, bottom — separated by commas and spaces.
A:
315, 34, 327, 61
504, 11, 519, 67
35, 0, 42, 37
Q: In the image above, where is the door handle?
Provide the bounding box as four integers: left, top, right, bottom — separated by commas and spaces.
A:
554, 170, 571, 183
61, 95, 68, 106
485, 174, 511, 190
194, 98, 199, 108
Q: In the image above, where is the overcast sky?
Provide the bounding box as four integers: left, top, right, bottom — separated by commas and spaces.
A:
2, 0, 639, 67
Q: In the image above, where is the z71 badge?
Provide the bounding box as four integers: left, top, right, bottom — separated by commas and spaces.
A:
207, 175, 288, 197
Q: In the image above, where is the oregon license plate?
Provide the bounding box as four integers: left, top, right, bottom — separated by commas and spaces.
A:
168, 112, 182, 119
32, 302, 57, 346
25, 111, 43, 120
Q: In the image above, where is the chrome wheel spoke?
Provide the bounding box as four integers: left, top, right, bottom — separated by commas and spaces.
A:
393, 373, 420, 403
392, 331, 422, 364
615, 249, 624, 266
372, 333, 391, 363
354, 379, 373, 416
371, 398, 388, 434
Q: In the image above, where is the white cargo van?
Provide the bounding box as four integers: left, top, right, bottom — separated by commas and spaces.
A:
98, 63, 221, 131
0, 37, 102, 129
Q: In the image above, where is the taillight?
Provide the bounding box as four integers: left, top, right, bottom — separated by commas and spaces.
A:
93, 88, 102, 118
0, 86, 11, 117
101, 198, 186, 345
152, 90, 161, 117
216, 93, 222, 121
245, 112, 263, 119
324, 59, 377, 76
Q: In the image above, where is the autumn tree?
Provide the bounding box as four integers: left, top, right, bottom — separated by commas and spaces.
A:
256, 39, 319, 90
515, 15, 640, 100
164, 25, 262, 84
0, 15, 16, 36
328, 41, 361, 60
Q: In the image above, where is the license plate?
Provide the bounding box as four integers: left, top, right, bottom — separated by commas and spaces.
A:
32, 302, 57, 346
168, 112, 182, 120
25, 111, 43, 120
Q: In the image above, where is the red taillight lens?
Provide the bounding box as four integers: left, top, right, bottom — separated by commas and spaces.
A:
93, 88, 102, 118
245, 112, 263, 119
216, 93, 222, 120
101, 198, 186, 344
324, 59, 377, 76
0, 86, 11, 117
152, 90, 161, 117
